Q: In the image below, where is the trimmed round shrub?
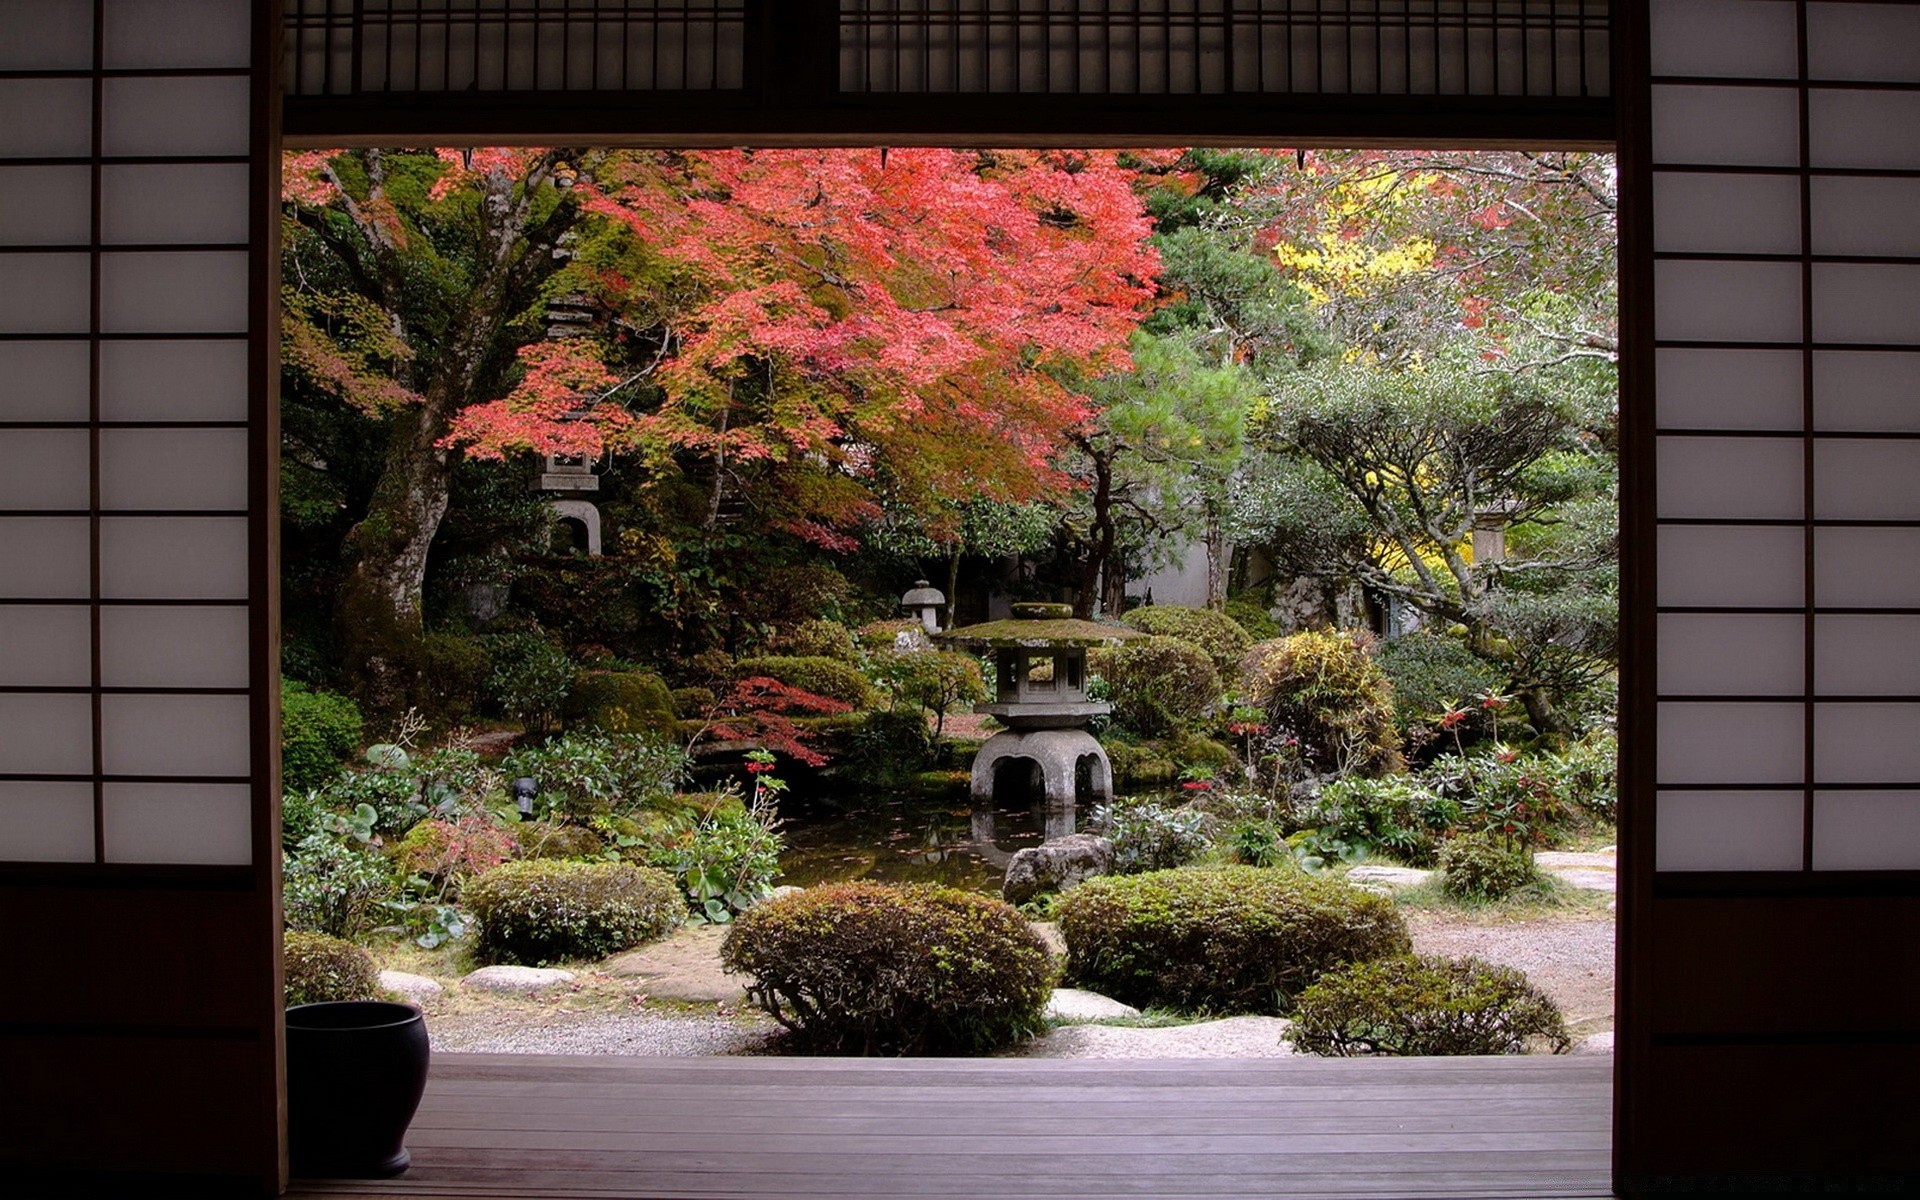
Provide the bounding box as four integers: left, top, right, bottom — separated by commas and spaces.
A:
509, 820, 607, 860
283, 931, 378, 1008
566, 669, 676, 736
420, 631, 492, 725
734, 655, 875, 708
1088, 636, 1220, 738
1240, 630, 1402, 776
281, 683, 363, 793
1286, 955, 1571, 1056
1438, 831, 1538, 901
467, 860, 682, 965
720, 883, 1055, 1055
772, 618, 860, 663
1058, 866, 1411, 1013
1122, 605, 1254, 681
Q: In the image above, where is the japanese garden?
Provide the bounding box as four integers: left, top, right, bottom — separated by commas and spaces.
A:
277, 145, 1619, 1060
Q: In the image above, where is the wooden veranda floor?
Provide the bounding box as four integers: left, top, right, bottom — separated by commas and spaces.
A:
288, 1053, 1614, 1200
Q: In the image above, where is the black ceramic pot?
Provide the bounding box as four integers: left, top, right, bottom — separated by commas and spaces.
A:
285, 1000, 430, 1178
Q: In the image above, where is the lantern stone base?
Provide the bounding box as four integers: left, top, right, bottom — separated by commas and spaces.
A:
971, 728, 1113, 806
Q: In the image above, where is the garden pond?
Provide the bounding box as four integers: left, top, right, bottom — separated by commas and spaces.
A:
774, 791, 1100, 894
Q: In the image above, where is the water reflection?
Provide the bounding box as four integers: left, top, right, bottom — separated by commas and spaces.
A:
777, 793, 1080, 894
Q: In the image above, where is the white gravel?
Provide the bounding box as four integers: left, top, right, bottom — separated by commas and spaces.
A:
429, 1009, 773, 1056
1016, 1016, 1297, 1059
1408, 915, 1615, 1032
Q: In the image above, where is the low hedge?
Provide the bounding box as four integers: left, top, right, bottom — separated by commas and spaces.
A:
467, 860, 682, 965
1286, 954, 1571, 1056
720, 883, 1055, 1055
283, 931, 378, 1008
1121, 605, 1253, 681
281, 683, 363, 793
1058, 865, 1410, 1013
1088, 636, 1220, 738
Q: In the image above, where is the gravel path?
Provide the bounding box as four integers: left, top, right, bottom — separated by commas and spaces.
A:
429, 1008, 774, 1056
1016, 1016, 1296, 1059
1408, 914, 1615, 1035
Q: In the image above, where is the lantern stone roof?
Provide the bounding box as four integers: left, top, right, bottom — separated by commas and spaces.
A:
936, 602, 1142, 650
900, 579, 946, 607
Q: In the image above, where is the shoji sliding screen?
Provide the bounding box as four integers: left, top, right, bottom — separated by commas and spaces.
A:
1624, 0, 1920, 1183
0, 0, 283, 1190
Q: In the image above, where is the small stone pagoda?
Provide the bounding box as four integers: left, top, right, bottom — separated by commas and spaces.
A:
935, 602, 1141, 806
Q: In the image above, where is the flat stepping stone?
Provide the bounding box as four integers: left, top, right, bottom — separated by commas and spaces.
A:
1572, 1031, 1614, 1056
604, 923, 745, 1003
461, 965, 575, 994
1020, 1016, 1296, 1059
378, 969, 443, 1002
1045, 988, 1140, 1022
1346, 865, 1433, 887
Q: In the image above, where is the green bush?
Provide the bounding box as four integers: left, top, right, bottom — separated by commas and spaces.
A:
670, 686, 717, 719
1101, 739, 1180, 789
721, 883, 1055, 1054
1377, 631, 1503, 747
1088, 635, 1220, 738
872, 649, 989, 736
281, 683, 364, 793
510, 820, 607, 860
1438, 830, 1538, 900
772, 618, 860, 663
565, 669, 677, 737
1555, 732, 1618, 823
734, 655, 875, 709
311, 765, 424, 836
283, 831, 399, 940
1287, 955, 1570, 1056
483, 632, 575, 734
1122, 605, 1253, 681
420, 631, 492, 725
1093, 795, 1210, 873
503, 732, 688, 823
283, 931, 379, 1008
1240, 630, 1402, 777
467, 860, 682, 965
1058, 866, 1410, 1013
1225, 590, 1282, 641
647, 803, 785, 923
1311, 776, 1460, 866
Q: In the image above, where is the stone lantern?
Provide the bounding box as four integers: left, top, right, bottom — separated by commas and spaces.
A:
935, 602, 1141, 806
900, 579, 947, 634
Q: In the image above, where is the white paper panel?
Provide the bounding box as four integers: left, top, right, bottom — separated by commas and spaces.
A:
0, 341, 89, 422
1656, 348, 1803, 431
99, 516, 248, 600
1658, 614, 1803, 696
100, 77, 251, 158
1654, 261, 1803, 343
0, 517, 92, 598
1815, 615, 1920, 696
1652, 172, 1800, 257
99, 605, 248, 689
0, 605, 91, 688
0, 429, 91, 511
1811, 791, 1920, 870
1658, 524, 1805, 608
0, 253, 92, 334
1807, 2, 1920, 83
1812, 352, 1920, 433
99, 339, 249, 423
1810, 177, 1920, 259
1651, 85, 1801, 167
1815, 527, 1920, 608
99, 428, 248, 510
0, 165, 92, 245
1814, 703, 1920, 783
0, 782, 95, 863
1658, 702, 1804, 784
100, 693, 249, 777
103, 0, 250, 69
102, 782, 251, 864
1809, 89, 1920, 171
1812, 264, 1920, 346
1650, 0, 1799, 79
1813, 440, 1920, 521
0, 1, 95, 71
0, 79, 93, 158
1656, 790, 1805, 871
101, 164, 251, 246
99, 251, 249, 334
0, 693, 95, 774
1655, 436, 1804, 520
